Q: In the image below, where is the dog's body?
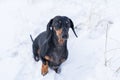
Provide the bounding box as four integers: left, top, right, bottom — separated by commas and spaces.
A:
31, 16, 77, 76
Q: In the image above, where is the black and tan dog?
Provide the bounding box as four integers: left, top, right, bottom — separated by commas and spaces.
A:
30, 16, 77, 76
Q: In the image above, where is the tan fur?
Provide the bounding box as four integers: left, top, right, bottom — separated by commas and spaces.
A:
45, 56, 53, 61
54, 27, 65, 45
41, 61, 48, 76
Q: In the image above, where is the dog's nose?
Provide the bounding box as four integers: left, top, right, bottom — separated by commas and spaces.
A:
62, 34, 68, 39
62, 34, 67, 39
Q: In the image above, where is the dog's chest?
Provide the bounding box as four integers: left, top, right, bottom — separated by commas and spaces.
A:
48, 47, 65, 60
52, 47, 63, 55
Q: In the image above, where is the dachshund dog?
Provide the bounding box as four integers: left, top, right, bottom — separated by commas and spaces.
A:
30, 16, 77, 76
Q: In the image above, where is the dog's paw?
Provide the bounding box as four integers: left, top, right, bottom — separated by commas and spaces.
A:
55, 67, 61, 74
41, 70, 48, 76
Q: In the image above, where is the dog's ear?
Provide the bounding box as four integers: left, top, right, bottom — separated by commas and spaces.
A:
46, 19, 53, 40
69, 19, 78, 37
47, 19, 53, 32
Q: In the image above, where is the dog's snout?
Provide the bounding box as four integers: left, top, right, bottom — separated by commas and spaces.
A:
62, 30, 68, 39
61, 27, 69, 39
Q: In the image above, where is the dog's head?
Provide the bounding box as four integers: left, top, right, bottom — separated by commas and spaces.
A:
47, 16, 78, 44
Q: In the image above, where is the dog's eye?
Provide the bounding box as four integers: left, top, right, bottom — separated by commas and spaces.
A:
65, 20, 70, 28
54, 21, 61, 30
54, 22, 58, 26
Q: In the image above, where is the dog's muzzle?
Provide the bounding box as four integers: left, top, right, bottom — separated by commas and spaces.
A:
62, 34, 68, 40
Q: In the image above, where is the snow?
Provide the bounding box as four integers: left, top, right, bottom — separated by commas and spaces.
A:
0, 0, 120, 80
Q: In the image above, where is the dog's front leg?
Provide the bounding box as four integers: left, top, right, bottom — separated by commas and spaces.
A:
41, 61, 48, 76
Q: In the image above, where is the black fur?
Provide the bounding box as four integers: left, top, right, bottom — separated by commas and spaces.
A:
31, 16, 77, 73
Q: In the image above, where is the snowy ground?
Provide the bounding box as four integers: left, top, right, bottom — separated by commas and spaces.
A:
0, 0, 120, 80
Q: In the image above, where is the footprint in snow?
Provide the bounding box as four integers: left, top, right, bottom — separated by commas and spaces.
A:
88, 20, 113, 39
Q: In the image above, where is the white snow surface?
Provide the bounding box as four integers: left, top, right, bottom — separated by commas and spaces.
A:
0, 0, 120, 80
